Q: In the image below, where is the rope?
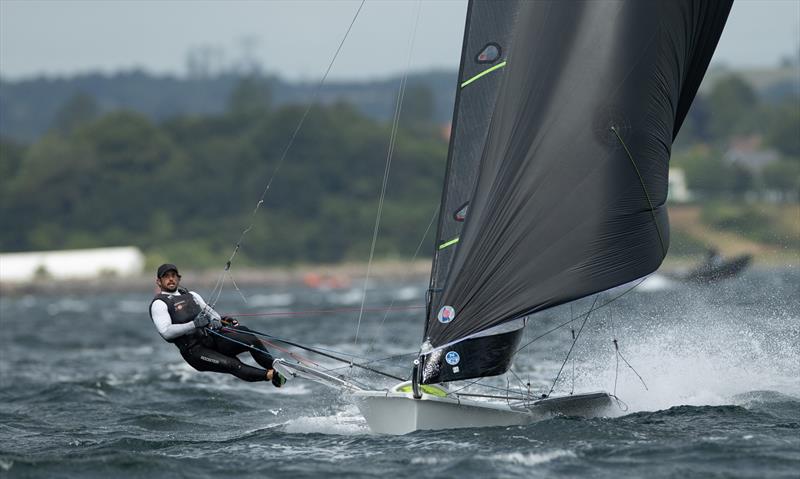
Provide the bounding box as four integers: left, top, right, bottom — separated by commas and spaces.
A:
354, 0, 423, 345
547, 295, 600, 397
205, 327, 318, 367
608, 301, 648, 392
211, 325, 406, 381
365, 205, 439, 355
208, 0, 367, 307
513, 277, 647, 356
228, 305, 424, 319
610, 306, 619, 396
615, 341, 649, 391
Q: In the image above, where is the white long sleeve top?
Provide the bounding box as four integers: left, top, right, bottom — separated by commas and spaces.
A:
150, 290, 213, 341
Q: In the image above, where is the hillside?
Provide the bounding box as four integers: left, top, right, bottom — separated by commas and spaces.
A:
0, 70, 457, 142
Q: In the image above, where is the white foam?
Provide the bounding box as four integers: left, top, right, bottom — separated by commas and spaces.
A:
247, 293, 294, 308
46, 298, 90, 315
117, 299, 145, 314
636, 273, 674, 292
393, 286, 422, 301
327, 288, 365, 306
283, 407, 370, 435
492, 450, 576, 466
570, 306, 800, 413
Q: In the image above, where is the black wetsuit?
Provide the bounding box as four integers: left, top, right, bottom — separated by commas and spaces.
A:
181, 325, 274, 382
150, 290, 274, 382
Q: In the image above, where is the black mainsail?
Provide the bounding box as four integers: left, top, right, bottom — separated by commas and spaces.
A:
420, 0, 733, 385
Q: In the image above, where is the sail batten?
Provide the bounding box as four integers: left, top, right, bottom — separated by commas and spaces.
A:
421, 0, 732, 384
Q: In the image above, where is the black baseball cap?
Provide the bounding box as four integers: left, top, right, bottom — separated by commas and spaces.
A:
157, 263, 180, 278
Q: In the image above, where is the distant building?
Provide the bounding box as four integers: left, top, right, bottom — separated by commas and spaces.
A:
724, 135, 780, 172
0, 247, 145, 283
668, 168, 691, 203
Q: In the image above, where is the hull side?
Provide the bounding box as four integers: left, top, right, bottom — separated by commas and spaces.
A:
354, 391, 532, 435
353, 390, 616, 435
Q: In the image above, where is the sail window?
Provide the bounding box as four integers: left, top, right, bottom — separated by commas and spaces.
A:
454, 202, 469, 222
476, 43, 501, 63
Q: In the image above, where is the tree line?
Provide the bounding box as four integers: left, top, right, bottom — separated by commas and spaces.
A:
0, 72, 797, 266
0, 80, 448, 267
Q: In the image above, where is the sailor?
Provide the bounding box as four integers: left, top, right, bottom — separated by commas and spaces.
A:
149, 263, 285, 386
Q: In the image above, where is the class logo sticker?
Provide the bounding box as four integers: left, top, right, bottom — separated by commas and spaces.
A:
438, 305, 456, 323
445, 351, 460, 365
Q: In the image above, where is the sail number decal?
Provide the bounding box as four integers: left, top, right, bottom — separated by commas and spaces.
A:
437, 305, 456, 323
445, 351, 460, 366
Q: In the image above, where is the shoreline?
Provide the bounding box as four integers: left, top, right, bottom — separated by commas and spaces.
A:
0, 259, 435, 296
1, 255, 796, 297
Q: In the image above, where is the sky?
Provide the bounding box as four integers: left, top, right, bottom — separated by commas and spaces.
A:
1, 0, 799, 82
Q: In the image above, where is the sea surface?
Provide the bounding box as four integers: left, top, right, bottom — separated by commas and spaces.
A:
1, 267, 798, 478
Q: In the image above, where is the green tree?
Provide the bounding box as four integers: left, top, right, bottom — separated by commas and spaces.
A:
672, 147, 742, 197
227, 77, 272, 118
400, 85, 435, 128
708, 74, 758, 140
765, 99, 800, 158
52, 92, 99, 134
0, 137, 25, 186
762, 159, 800, 200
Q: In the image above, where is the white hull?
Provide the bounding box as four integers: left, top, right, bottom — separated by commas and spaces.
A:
272, 359, 617, 435
353, 389, 615, 435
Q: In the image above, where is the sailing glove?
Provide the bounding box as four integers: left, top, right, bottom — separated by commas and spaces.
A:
193, 316, 210, 328
196, 308, 223, 329
271, 370, 286, 388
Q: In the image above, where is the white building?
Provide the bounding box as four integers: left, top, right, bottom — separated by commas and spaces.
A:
0, 246, 145, 283
668, 168, 691, 203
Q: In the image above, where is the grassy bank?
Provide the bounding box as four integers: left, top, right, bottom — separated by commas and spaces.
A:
667, 203, 799, 266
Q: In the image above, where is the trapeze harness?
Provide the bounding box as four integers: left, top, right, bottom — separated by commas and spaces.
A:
150, 289, 274, 382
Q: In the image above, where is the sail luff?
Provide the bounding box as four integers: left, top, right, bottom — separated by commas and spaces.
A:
424, 0, 521, 339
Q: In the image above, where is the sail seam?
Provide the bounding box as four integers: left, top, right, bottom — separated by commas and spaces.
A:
460, 60, 508, 88
610, 126, 667, 257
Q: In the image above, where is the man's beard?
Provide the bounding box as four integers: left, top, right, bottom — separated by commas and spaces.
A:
161, 283, 178, 293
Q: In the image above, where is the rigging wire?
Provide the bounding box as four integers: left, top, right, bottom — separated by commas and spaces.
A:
354, 0, 423, 346
611, 304, 619, 395
570, 303, 576, 395
546, 295, 600, 397
365, 205, 439, 355
207, 0, 367, 307
513, 277, 647, 356
209, 325, 406, 381
228, 305, 425, 319
507, 367, 532, 399
608, 299, 649, 392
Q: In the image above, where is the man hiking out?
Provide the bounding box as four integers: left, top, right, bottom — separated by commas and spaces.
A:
149, 263, 285, 386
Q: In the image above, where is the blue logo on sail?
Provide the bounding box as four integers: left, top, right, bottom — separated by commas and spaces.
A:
438, 305, 456, 323
445, 351, 460, 365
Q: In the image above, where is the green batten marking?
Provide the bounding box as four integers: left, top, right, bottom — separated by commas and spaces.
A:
438, 237, 460, 250
460, 60, 507, 88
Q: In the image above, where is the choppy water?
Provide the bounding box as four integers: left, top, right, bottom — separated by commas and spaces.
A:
1, 267, 798, 478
